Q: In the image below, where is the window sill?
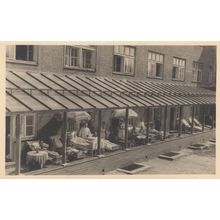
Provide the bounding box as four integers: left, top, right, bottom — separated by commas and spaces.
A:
21, 136, 36, 141
113, 71, 135, 77
6, 59, 38, 66
191, 81, 202, 83
172, 78, 185, 82
146, 76, 163, 80
12, 136, 36, 142
64, 66, 96, 72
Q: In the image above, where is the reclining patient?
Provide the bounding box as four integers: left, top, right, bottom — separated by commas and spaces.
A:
181, 118, 202, 132
188, 117, 202, 131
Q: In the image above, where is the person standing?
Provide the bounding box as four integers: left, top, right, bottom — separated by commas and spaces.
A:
78, 123, 92, 138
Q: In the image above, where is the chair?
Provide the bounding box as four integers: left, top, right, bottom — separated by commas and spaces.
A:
188, 117, 202, 132
181, 119, 191, 133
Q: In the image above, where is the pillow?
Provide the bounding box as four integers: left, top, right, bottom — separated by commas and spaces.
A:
26, 141, 41, 151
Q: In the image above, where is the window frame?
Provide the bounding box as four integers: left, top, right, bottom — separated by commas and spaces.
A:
21, 113, 37, 139
172, 57, 186, 82
192, 61, 203, 83
12, 113, 37, 141
64, 45, 96, 72
113, 45, 136, 76
147, 51, 164, 79
6, 45, 38, 66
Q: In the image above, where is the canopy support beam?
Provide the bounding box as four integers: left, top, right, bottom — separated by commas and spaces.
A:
124, 108, 129, 149
191, 105, 195, 134
97, 110, 102, 155
202, 104, 206, 131
211, 104, 215, 129
146, 107, 150, 144
163, 105, 167, 140
15, 114, 21, 175
178, 106, 183, 137
62, 112, 67, 164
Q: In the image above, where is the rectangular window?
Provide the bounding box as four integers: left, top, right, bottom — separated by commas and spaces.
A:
192, 61, 203, 82
113, 46, 135, 75
64, 46, 96, 70
22, 114, 36, 138
13, 114, 36, 139
6, 45, 37, 63
172, 57, 185, 81
147, 51, 164, 78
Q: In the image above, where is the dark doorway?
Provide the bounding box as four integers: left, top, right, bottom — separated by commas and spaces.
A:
170, 107, 175, 130
6, 116, 11, 161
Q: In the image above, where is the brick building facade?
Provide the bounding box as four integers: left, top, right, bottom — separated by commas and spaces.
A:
6, 45, 216, 87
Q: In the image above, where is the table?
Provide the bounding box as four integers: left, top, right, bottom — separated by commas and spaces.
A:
26, 151, 48, 170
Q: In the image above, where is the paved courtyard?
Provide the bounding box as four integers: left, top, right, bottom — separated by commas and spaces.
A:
108, 144, 216, 175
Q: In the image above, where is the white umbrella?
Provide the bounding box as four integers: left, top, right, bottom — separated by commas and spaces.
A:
67, 111, 91, 121
112, 109, 138, 118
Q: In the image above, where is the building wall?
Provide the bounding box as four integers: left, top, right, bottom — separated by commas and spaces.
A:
6, 45, 216, 87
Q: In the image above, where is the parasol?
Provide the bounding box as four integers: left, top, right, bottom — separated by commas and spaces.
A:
112, 109, 138, 118
67, 111, 91, 121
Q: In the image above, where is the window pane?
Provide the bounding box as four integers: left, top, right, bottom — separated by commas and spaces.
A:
28, 46, 34, 61
182, 60, 185, 67
114, 46, 119, 54
130, 48, 134, 56
124, 57, 134, 74
173, 58, 176, 65
15, 45, 34, 61
125, 47, 130, 55
156, 54, 160, 62
82, 49, 92, 68
198, 70, 202, 81
70, 47, 79, 66
176, 59, 179, 66
172, 67, 178, 78
119, 46, 124, 54
26, 115, 34, 126
65, 47, 70, 66
124, 58, 129, 73
148, 61, 156, 77
192, 70, 196, 81
114, 55, 123, 72
26, 126, 34, 136
147, 61, 152, 76
130, 59, 134, 73
152, 53, 156, 61
148, 52, 152, 60
180, 68, 185, 80
156, 63, 163, 77
160, 55, 163, 63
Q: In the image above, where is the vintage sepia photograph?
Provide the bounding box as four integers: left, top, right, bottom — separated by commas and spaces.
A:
5, 44, 216, 176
